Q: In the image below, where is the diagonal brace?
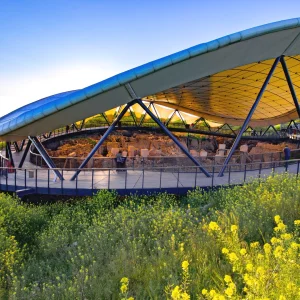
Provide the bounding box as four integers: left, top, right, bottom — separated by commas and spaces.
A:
70, 101, 133, 180
136, 99, 211, 177
218, 57, 280, 177
29, 136, 64, 181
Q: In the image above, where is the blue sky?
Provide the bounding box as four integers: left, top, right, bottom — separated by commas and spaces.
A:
1, 0, 300, 117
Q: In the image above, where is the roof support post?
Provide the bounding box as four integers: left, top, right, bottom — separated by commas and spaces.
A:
135, 99, 211, 177
29, 136, 64, 181
70, 101, 133, 181
218, 57, 280, 177
280, 56, 300, 118
6, 142, 15, 167
18, 139, 32, 168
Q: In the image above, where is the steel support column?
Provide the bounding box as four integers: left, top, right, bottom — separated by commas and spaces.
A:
281, 56, 300, 118
218, 57, 280, 177
29, 136, 64, 181
18, 139, 32, 168
70, 101, 132, 181
136, 99, 211, 177
6, 142, 15, 167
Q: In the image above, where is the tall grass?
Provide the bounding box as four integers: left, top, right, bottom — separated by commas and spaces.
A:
0, 174, 299, 299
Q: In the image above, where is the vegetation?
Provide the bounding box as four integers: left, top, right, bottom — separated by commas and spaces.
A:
0, 174, 299, 299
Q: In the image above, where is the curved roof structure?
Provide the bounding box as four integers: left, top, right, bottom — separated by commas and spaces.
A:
1, 18, 300, 141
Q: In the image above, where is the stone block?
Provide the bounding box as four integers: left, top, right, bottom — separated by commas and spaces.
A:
141, 149, 149, 157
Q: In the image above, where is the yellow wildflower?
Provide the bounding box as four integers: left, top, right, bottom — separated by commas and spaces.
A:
209, 289, 216, 297
224, 275, 232, 283
271, 237, 280, 244
120, 284, 127, 293
274, 222, 286, 232
222, 248, 229, 254
171, 286, 181, 300
280, 233, 292, 240
294, 220, 300, 225
246, 263, 253, 272
208, 222, 220, 231
228, 252, 238, 262
279, 296, 286, 300
128, 298, 134, 300
250, 242, 259, 249
225, 287, 234, 297
181, 292, 190, 300
256, 266, 265, 276
240, 248, 247, 256
202, 289, 208, 295
257, 253, 264, 260
231, 225, 238, 232
180, 243, 184, 252
264, 243, 272, 255
291, 242, 299, 250
182, 260, 189, 271
120, 277, 129, 284
274, 215, 281, 224
274, 245, 284, 258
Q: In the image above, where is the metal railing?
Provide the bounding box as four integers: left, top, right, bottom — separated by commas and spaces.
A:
0, 156, 299, 196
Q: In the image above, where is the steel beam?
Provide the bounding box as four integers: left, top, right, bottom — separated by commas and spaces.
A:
29, 136, 64, 181
129, 108, 137, 126
79, 119, 85, 130
70, 102, 132, 181
151, 103, 160, 120
177, 110, 186, 125
166, 109, 177, 127
13, 141, 20, 153
139, 102, 152, 126
101, 113, 110, 126
18, 139, 32, 168
136, 99, 211, 177
6, 142, 15, 167
281, 56, 300, 118
218, 57, 280, 177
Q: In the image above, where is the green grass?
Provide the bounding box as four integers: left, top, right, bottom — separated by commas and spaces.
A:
0, 174, 299, 299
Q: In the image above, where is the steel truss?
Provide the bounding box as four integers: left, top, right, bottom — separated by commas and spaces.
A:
262, 125, 279, 136
70, 99, 211, 181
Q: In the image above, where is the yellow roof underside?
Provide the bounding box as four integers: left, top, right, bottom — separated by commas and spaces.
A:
144, 55, 300, 125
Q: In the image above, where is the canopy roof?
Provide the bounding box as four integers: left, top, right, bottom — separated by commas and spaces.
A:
1, 18, 300, 141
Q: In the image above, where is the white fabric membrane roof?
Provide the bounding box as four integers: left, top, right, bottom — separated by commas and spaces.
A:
0, 18, 300, 141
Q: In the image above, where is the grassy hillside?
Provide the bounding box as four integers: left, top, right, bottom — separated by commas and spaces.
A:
0, 174, 299, 299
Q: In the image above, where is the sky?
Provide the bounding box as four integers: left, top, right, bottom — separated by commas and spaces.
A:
1, 0, 300, 117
